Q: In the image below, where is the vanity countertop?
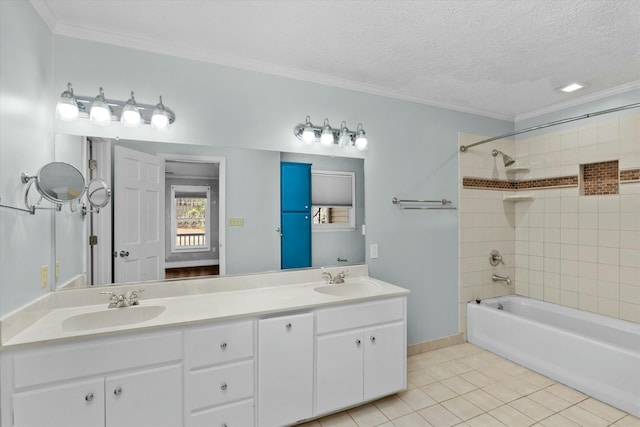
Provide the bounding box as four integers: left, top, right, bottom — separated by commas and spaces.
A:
0, 265, 409, 349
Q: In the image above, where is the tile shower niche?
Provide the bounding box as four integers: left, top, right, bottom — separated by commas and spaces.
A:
580, 160, 619, 196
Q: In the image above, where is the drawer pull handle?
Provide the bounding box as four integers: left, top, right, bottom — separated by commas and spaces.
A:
220, 342, 227, 349
221, 382, 228, 391
113, 386, 123, 396
370, 336, 376, 343
85, 392, 94, 402
286, 323, 292, 329
355, 339, 361, 345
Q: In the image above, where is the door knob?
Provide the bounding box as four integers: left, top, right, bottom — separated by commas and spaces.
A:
85, 392, 94, 402
119, 250, 129, 257
113, 386, 123, 396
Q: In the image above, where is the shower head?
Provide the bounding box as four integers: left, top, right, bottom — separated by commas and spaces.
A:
492, 149, 515, 167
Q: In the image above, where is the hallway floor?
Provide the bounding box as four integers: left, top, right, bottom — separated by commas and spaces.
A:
297, 343, 639, 427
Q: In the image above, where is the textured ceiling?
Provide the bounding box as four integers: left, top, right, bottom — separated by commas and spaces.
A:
32, 0, 640, 121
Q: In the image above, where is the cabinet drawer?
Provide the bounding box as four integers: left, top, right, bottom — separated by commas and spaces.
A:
190, 399, 254, 427
189, 360, 254, 411
13, 330, 182, 389
186, 320, 254, 368
316, 298, 404, 334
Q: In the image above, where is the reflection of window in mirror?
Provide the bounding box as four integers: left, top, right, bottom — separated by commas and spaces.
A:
311, 171, 355, 230
170, 185, 211, 252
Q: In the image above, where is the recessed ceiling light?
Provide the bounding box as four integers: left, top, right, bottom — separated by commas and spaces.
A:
558, 82, 589, 93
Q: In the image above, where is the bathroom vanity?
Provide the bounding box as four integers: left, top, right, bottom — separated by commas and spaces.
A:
0, 266, 408, 427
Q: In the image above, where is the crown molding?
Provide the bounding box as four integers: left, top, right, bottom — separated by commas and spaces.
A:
515, 80, 640, 123
30, 0, 57, 32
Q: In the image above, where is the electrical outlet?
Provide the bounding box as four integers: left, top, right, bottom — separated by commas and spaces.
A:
370, 244, 379, 259
55, 261, 60, 281
228, 217, 245, 226
41, 265, 49, 288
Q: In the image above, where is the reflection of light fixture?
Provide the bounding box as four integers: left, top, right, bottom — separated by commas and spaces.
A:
320, 119, 334, 147
492, 149, 515, 167
294, 116, 368, 150
56, 82, 80, 121
54, 83, 176, 129
90, 87, 112, 125
121, 91, 141, 127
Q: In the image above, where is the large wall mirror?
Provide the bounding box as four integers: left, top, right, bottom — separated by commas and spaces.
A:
53, 134, 365, 290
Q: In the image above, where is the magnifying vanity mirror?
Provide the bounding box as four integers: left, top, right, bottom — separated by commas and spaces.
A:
21, 162, 86, 211
83, 178, 111, 214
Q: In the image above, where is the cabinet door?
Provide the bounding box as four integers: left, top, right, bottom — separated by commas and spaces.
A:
281, 212, 311, 269
316, 330, 364, 415
281, 162, 311, 212
363, 322, 406, 401
258, 312, 314, 427
190, 399, 254, 427
13, 378, 104, 427
106, 364, 183, 427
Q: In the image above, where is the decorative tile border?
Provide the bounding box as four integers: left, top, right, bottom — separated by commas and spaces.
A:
462, 176, 578, 191
620, 168, 640, 184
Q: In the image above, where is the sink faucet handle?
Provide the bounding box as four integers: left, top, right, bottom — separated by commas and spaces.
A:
127, 289, 144, 305
100, 291, 119, 308
322, 271, 333, 283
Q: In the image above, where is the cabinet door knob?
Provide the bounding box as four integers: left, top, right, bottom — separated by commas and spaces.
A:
355, 339, 361, 345
85, 392, 94, 402
222, 424, 228, 427
220, 342, 227, 349
370, 336, 376, 343
113, 386, 123, 396
221, 382, 228, 391
286, 323, 292, 329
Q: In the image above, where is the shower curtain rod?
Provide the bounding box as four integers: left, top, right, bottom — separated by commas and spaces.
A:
459, 102, 640, 152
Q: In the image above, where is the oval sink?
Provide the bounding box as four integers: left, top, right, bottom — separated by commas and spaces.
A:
314, 279, 383, 297
62, 305, 166, 331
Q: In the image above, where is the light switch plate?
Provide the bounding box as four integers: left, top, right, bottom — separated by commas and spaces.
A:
370, 244, 379, 259
228, 217, 245, 226
41, 265, 49, 288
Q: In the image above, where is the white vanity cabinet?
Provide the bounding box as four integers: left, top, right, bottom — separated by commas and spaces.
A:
185, 319, 256, 427
7, 330, 184, 427
258, 312, 314, 427
315, 298, 406, 416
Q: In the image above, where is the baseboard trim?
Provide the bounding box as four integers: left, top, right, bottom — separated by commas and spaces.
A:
407, 333, 466, 357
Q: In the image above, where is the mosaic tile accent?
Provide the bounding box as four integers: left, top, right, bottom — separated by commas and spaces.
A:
462, 176, 578, 191
582, 160, 619, 195
620, 168, 640, 183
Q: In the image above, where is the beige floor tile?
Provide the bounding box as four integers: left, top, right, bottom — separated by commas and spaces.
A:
397, 388, 437, 410
577, 397, 628, 423
421, 381, 459, 402
460, 370, 497, 388
373, 396, 413, 420
375, 423, 394, 427
463, 389, 503, 411
296, 421, 322, 427
501, 377, 543, 396
347, 404, 389, 427
515, 371, 555, 389
558, 405, 610, 427
390, 412, 432, 427
442, 359, 474, 376
614, 415, 640, 427
544, 383, 588, 404
441, 396, 484, 421
509, 397, 554, 422
489, 404, 536, 426
408, 370, 438, 387
318, 412, 358, 427
482, 382, 524, 403
537, 413, 582, 427
465, 413, 507, 427
527, 389, 573, 412
476, 365, 517, 382
423, 363, 461, 381
459, 354, 493, 370
418, 404, 462, 427
441, 375, 478, 395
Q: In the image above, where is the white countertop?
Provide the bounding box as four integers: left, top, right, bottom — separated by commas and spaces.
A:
1, 265, 409, 349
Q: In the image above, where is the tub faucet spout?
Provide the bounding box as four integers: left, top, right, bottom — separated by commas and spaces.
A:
492, 274, 512, 286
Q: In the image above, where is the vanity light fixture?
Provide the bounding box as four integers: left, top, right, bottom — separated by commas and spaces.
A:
558, 82, 589, 93
294, 116, 368, 151
55, 83, 176, 129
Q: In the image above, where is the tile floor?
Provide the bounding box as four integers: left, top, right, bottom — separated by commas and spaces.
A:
296, 343, 640, 427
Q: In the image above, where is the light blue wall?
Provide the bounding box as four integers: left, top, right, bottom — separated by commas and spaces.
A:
1, 2, 516, 345
0, 0, 54, 315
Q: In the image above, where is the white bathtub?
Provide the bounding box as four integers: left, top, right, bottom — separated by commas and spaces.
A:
467, 295, 640, 417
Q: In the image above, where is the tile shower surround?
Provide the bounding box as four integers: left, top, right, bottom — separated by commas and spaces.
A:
458, 112, 640, 334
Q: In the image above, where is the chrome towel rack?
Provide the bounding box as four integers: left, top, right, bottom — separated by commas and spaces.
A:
392, 197, 457, 210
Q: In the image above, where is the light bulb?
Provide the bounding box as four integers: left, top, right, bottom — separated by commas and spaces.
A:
151, 95, 170, 130
320, 119, 334, 147
301, 116, 315, 144
338, 122, 351, 147
121, 91, 141, 127
90, 87, 111, 125
56, 83, 79, 121
355, 123, 367, 150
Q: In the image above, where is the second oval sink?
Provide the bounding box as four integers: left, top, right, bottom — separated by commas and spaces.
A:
62, 305, 166, 331
314, 279, 383, 297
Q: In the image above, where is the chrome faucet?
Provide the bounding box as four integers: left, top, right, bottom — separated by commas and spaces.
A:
322, 270, 348, 284
101, 289, 144, 308
492, 274, 512, 286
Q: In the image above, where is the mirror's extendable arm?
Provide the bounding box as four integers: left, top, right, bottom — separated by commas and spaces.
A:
0, 197, 35, 214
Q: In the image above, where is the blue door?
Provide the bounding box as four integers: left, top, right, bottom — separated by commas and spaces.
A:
281, 162, 311, 269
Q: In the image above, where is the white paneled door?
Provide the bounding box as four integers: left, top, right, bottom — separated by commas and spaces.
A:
114, 146, 165, 283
